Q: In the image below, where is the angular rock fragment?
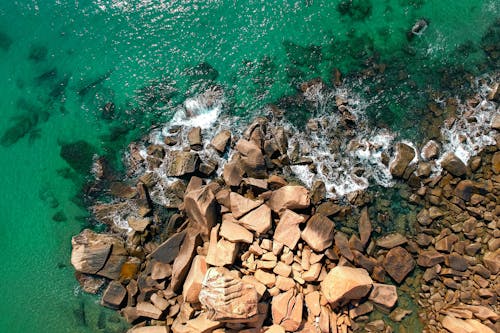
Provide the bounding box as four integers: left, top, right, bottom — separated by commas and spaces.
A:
441, 152, 467, 177
389, 142, 415, 178
184, 186, 217, 240
239, 204, 272, 234
376, 233, 407, 249
101, 281, 127, 309
368, 283, 398, 310
230, 192, 263, 219
236, 139, 267, 178
149, 231, 186, 264
164, 151, 199, 176
267, 185, 310, 212
383, 247, 415, 283
358, 207, 371, 247
223, 160, 244, 186
188, 127, 202, 151
219, 220, 253, 244
321, 266, 373, 307
183, 255, 208, 303
199, 267, 259, 322
210, 129, 231, 154
136, 302, 163, 320
272, 289, 303, 332
301, 214, 335, 252
273, 209, 305, 250
171, 230, 202, 292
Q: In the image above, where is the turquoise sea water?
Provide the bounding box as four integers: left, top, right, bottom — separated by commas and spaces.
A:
0, 1, 498, 332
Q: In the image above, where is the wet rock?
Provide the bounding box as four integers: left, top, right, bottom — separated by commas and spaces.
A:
128, 217, 150, 233
441, 152, 467, 177
71, 229, 127, 280
236, 139, 267, 178
164, 151, 199, 176
230, 192, 263, 219
267, 185, 310, 213
301, 213, 335, 252
273, 209, 305, 250
199, 267, 259, 322
421, 140, 440, 160
389, 308, 412, 322
376, 233, 407, 249
358, 207, 371, 247
321, 266, 373, 307
383, 246, 415, 283
184, 186, 217, 240
110, 182, 137, 199
188, 127, 202, 151
149, 230, 186, 264
239, 204, 272, 234
310, 180, 326, 205
272, 289, 303, 332
368, 283, 398, 310
389, 142, 415, 178
102, 281, 127, 309
492, 152, 500, 174
171, 230, 202, 292
182, 255, 208, 303
210, 130, 231, 154
334, 232, 354, 261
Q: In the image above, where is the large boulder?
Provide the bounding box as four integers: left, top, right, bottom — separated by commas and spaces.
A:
148, 230, 186, 264
235, 139, 267, 178
267, 185, 310, 212
229, 192, 263, 218
71, 229, 127, 280
199, 267, 259, 322
320, 266, 373, 307
239, 204, 272, 234
389, 143, 415, 178
182, 255, 208, 303
441, 152, 467, 177
210, 130, 231, 154
184, 186, 217, 240
101, 281, 127, 309
164, 151, 199, 176
171, 229, 202, 292
301, 214, 335, 252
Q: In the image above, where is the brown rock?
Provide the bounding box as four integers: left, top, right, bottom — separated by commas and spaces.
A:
320, 266, 373, 306
368, 283, 398, 310
101, 281, 127, 309
183, 255, 208, 303
389, 308, 412, 322
273, 209, 305, 250
435, 234, 458, 253
442, 315, 494, 333
376, 233, 407, 249
349, 301, 373, 318
254, 269, 276, 288
149, 230, 186, 264
316, 201, 342, 217
334, 232, 354, 261
275, 276, 295, 291
304, 291, 321, 317
136, 302, 163, 320
455, 180, 474, 201
186, 126, 202, 150
151, 261, 172, 280
236, 139, 267, 178
171, 229, 202, 292
492, 152, 500, 174
446, 253, 469, 271
441, 152, 467, 177
301, 214, 335, 252
164, 151, 199, 176
389, 142, 415, 178
206, 225, 239, 267
421, 140, 440, 160
265, 325, 286, 333
310, 180, 326, 205
492, 113, 500, 130
358, 207, 371, 247
272, 289, 303, 332
71, 229, 127, 280
267, 186, 310, 212
239, 204, 272, 234
185, 313, 223, 332
128, 326, 170, 333
223, 160, 243, 186
417, 250, 445, 267
128, 217, 150, 233
199, 267, 259, 322
211, 130, 231, 153
483, 249, 500, 274
230, 192, 263, 219
220, 219, 254, 244
184, 186, 217, 240
383, 247, 415, 283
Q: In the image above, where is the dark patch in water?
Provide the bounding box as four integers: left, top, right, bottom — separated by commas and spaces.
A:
73, 300, 87, 327
0, 31, 12, 51
337, 0, 373, 20
28, 44, 48, 62
97, 311, 106, 330
39, 187, 60, 208
59, 140, 97, 174
57, 262, 67, 269
35, 68, 58, 83
101, 102, 115, 120
77, 70, 113, 96
184, 61, 219, 81
283, 40, 322, 69
49, 75, 70, 99
52, 210, 68, 222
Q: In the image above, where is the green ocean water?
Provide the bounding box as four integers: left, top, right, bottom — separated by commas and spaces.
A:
0, 1, 498, 332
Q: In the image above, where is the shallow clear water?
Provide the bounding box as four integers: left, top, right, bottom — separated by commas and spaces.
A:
0, 1, 498, 332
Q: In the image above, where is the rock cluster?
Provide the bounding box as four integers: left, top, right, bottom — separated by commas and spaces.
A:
71, 117, 420, 333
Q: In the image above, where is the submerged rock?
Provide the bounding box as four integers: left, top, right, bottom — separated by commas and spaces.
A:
60, 140, 97, 174
164, 151, 199, 176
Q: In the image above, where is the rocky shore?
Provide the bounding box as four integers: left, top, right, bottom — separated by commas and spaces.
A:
71, 81, 499, 333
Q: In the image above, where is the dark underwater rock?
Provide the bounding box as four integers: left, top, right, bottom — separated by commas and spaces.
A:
337, 0, 373, 20
28, 44, 48, 62
0, 31, 12, 51
184, 62, 219, 82
52, 210, 68, 222
60, 140, 97, 174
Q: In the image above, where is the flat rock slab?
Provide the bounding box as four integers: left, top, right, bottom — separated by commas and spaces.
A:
219, 219, 253, 244
164, 151, 199, 176
389, 142, 415, 178
273, 209, 305, 250
272, 289, 303, 332
376, 233, 408, 249
149, 230, 186, 264
301, 214, 335, 252
230, 192, 263, 219
368, 283, 398, 310
239, 204, 272, 234
101, 281, 127, 309
184, 186, 217, 240
267, 185, 310, 212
